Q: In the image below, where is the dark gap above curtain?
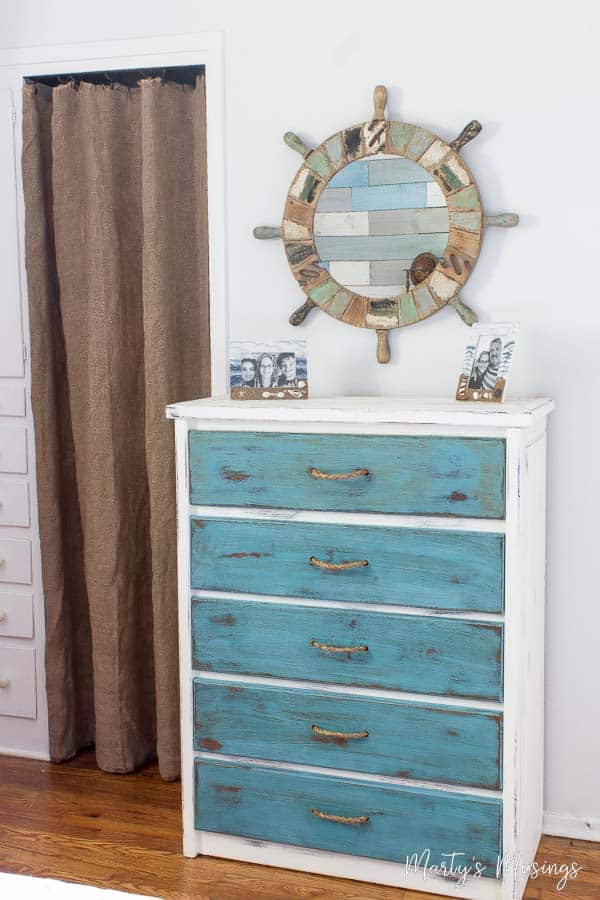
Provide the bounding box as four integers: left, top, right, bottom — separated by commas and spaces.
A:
24, 64, 204, 89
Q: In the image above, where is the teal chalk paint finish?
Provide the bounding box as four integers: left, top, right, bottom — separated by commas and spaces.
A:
191, 598, 504, 701
194, 759, 502, 875
189, 431, 506, 518
193, 679, 502, 788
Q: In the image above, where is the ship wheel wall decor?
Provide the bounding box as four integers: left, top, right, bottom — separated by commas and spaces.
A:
254, 86, 519, 363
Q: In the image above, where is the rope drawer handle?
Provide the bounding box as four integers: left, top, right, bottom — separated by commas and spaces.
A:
309, 466, 369, 481
311, 808, 369, 825
311, 724, 369, 740
310, 639, 368, 654
309, 556, 368, 571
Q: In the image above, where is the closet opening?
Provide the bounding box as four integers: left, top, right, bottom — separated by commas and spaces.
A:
21, 60, 211, 780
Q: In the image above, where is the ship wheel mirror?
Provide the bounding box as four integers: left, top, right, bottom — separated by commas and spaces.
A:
254, 85, 519, 364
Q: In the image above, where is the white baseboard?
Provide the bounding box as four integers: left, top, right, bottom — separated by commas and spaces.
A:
0, 745, 50, 761
544, 813, 600, 842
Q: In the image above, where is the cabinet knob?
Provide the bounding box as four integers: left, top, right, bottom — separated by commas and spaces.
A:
0, 610, 6, 623
0, 677, 10, 689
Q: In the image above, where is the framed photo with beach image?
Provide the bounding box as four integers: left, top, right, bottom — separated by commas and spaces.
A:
456, 323, 517, 402
230, 340, 308, 400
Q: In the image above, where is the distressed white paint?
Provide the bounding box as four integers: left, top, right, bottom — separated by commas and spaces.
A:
328, 260, 369, 284
348, 284, 403, 298
426, 181, 446, 207
429, 268, 459, 301
281, 219, 311, 241
173, 398, 552, 897
313, 211, 369, 236
418, 139, 448, 169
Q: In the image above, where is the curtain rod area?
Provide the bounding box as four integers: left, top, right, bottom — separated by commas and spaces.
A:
24, 65, 204, 89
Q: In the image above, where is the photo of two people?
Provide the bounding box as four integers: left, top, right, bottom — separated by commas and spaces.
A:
456, 324, 516, 402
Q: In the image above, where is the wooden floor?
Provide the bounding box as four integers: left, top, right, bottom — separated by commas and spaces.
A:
0, 751, 598, 899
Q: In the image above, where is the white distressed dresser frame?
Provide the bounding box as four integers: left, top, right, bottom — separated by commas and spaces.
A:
169, 398, 553, 900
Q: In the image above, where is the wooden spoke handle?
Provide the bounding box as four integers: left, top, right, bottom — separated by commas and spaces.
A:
309, 557, 368, 571
253, 225, 282, 239
289, 299, 317, 326
373, 85, 387, 120
311, 724, 369, 740
376, 329, 390, 364
449, 295, 478, 326
309, 466, 369, 481
450, 120, 482, 153
284, 131, 312, 158
311, 640, 368, 654
312, 808, 369, 825
483, 213, 520, 228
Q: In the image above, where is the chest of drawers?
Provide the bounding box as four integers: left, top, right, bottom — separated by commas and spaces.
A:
168, 396, 553, 899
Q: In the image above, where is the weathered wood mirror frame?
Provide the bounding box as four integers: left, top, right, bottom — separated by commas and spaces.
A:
255, 86, 518, 363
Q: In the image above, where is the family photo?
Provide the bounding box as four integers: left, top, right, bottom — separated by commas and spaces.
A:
230, 340, 308, 400
456, 324, 516, 402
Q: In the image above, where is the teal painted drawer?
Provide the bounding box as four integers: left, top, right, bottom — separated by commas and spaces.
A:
191, 599, 504, 702
189, 431, 506, 518
193, 679, 503, 789
194, 759, 502, 876
190, 517, 505, 614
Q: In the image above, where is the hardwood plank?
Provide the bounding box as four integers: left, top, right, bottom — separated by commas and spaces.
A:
369, 208, 449, 236
0, 751, 597, 898
351, 183, 428, 212
314, 233, 449, 261
367, 158, 434, 185
316, 188, 351, 213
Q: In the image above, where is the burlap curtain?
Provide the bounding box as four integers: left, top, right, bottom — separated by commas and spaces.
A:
22, 75, 210, 780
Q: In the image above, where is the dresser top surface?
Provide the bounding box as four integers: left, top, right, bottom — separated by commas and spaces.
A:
166, 395, 554, 428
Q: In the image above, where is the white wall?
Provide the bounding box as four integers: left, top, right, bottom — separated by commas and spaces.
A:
4, 0, 600, 833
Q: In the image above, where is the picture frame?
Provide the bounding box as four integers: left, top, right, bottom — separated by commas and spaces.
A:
229, 340, 308, 400
456, 323, 517, 402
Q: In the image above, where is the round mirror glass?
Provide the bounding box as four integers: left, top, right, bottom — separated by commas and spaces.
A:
314, 154, 449, 297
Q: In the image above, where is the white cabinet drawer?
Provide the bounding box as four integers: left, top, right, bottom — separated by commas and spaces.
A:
0, 427, 27, 473
0, 385, 26, 418
0, 538, 32, 584
0, 592, 33, 638
0, 479, 29, 526
0, 646, 36, 718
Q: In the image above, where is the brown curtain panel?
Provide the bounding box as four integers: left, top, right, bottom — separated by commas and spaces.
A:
22, 75, 211, 780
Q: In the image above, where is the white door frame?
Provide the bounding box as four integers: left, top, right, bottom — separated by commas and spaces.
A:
0, 31, 229, 394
